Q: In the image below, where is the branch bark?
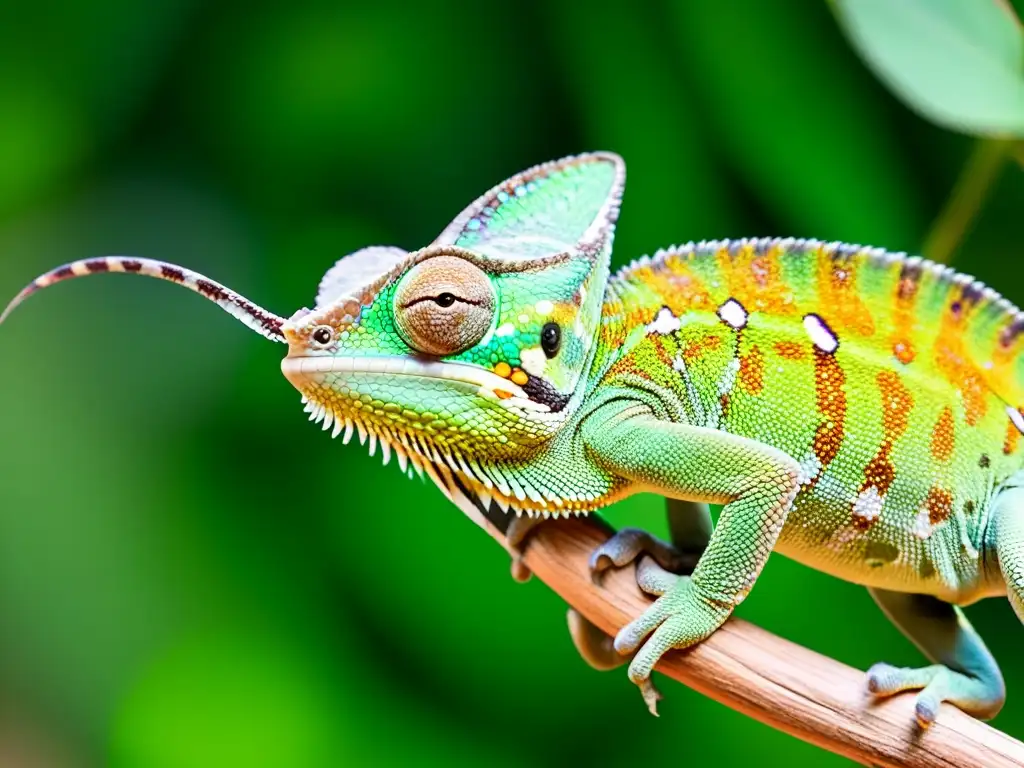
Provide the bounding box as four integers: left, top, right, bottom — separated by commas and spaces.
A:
484, 514, 1024, 768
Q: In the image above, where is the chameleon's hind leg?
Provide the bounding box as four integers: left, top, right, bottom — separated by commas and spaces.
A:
570, 499, 711, 671
992, 472, 1024, 622
866, 589, 1004, 726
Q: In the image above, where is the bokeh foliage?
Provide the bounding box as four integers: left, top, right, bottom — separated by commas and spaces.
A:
1, 1, 1024, 766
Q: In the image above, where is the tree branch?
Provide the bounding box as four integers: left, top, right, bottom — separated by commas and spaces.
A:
483, 514, 1024, 768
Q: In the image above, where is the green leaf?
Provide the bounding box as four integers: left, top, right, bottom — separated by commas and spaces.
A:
833, 0, 1024, 136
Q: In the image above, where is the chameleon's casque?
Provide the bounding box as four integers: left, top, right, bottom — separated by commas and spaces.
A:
5, 152, 1024, 727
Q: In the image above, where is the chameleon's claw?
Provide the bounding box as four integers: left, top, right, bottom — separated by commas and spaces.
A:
639, 677, 663, 717
588, 527, 693, 585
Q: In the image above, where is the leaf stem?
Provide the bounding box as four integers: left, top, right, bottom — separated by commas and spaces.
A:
922, 138, 1011, 264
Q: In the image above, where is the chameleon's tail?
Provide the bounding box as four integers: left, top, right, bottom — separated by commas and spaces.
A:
0, 256, 288, 342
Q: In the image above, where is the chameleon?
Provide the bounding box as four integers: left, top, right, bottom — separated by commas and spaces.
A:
4, 152, 1024, 728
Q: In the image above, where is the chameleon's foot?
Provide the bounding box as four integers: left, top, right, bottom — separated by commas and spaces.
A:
567, 608, 624, 671
567, 602, 664, 712
614, 576, 729, 716
588, 527, 694, 585
866, 662, 1004, 727
565, 560, 681, 674
506, 515, 545, 583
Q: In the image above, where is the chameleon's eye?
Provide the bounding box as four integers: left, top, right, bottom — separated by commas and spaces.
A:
434, 292, 457, 308
541, 322, 561, 358
311, 326, 334, 346
393, 255, 495, 356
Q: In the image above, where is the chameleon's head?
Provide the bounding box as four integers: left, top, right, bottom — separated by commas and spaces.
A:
0, 152, 623, 518
280, 153, 624, 473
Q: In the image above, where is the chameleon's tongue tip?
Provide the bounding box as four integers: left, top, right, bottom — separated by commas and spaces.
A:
0, 286, 35, 327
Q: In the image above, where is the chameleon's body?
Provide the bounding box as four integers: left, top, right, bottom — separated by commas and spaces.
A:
604, 243, 1021, 605
5, 152, 1024, 727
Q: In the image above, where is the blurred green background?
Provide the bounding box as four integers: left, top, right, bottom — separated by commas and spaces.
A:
1, 1, 1023, 766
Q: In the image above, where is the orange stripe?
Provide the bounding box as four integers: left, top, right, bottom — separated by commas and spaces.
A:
812, 348, 846, 468
930, 406, 955, 463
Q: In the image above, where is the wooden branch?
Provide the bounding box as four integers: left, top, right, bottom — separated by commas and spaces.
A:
484, 515, 1024, 768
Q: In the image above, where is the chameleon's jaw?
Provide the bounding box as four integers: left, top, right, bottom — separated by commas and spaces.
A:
279, 353, 588, 521
280, 355, 548, 413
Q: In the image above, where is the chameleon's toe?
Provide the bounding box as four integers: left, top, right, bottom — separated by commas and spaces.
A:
866, 662, 1004, 727
621, 614, 685, 716
509, 556, 531, 583
588, 527, 692, 585
567, 608, 625, 671
635, 556, 682, 596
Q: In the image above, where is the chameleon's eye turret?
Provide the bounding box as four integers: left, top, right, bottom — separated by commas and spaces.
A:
393, 255, 495, 357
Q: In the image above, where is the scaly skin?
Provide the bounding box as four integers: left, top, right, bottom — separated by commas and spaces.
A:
4, 152, 1024, 727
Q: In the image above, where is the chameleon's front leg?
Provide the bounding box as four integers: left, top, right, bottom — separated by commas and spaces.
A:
583, 409, 801, 714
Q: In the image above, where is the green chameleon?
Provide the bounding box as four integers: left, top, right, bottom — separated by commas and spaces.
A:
4, 152, 1024, 727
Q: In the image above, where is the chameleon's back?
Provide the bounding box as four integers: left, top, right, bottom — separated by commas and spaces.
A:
599, 238, 1024, 600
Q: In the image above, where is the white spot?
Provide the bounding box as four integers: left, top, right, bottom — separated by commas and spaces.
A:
518, 314, 531, 324
520, 347, 547, 376
646, 306, 681, 335
717, 298, 748, 329
535, 300, 555, 316
797, 454, 822, 486
912, 508, 933, 540
495, 322, 516, 338
674, 355, 708, 427
1008, 405, 1024, 435
802, 313, 838, 353
717, 357, 740, 396
852, 487, 883, 526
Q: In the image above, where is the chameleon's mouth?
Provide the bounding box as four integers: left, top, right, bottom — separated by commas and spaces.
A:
280, 355, 550, 413
280, 353, 577, 522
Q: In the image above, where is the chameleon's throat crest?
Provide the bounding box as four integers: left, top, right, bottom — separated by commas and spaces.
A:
280, 355, 615, 520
